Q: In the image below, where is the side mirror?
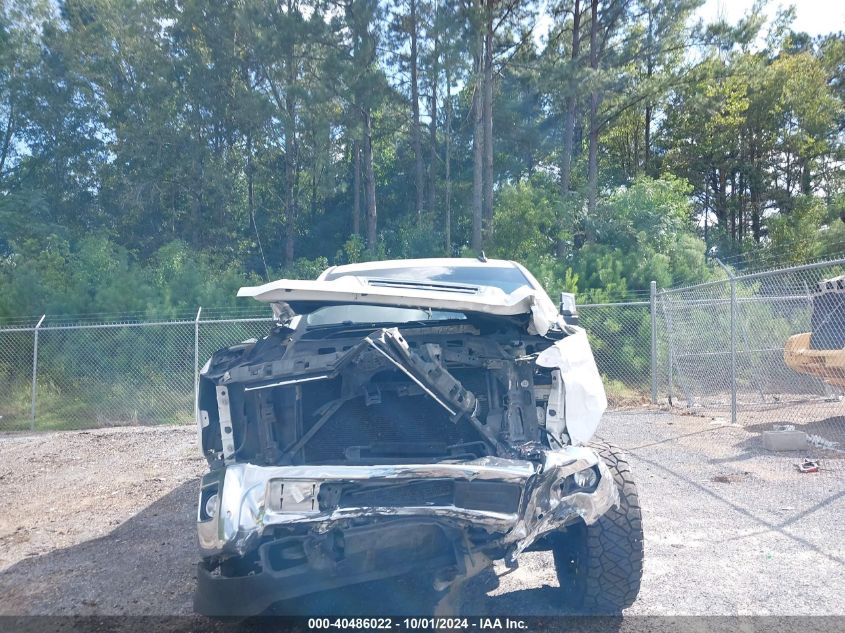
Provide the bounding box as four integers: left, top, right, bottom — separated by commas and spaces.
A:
559, 292, 579, 326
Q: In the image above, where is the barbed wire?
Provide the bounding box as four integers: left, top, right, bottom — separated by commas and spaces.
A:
0, 306, 274, 329
711, 237, 845, 273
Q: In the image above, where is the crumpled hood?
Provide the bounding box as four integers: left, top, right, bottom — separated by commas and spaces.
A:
237, 277, 562, 335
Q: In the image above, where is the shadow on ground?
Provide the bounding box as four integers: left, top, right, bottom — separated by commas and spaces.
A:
0, 481, 569, 618
742, 414, 845, 443
733, 415, 845, 459
0, 481, 199, 616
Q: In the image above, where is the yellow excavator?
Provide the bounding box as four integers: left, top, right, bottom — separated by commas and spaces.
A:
784, 274, 845, 388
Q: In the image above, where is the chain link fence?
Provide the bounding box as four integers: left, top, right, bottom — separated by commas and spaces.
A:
578, 301, 655, 408
0, 314, 273, 431
659, 258, 845, 451
0, 258, 842, 439
0, 325, 36, 430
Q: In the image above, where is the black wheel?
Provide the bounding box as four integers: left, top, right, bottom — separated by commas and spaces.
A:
551, 440, 644, 613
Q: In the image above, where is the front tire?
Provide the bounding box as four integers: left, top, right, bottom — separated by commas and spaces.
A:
551, 440, 644, 613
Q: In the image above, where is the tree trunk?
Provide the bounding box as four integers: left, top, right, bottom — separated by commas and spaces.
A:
311, 159, 318, 218
363, 108, 378, 249
482, 0, 494, 239
471, 0, 484, 252
644, 104, 651, 174
285, 146, 296, 266
410, 0, 425, 220
586, 0, 599, 217
712, 169, 728, 231
730, 171, 736, 243
750, 140, 761, 242
472, 87, 483, 252
284, 4, 298, 266
0, 96, 14, 181
428, 29, 439, 216
247, 132, 267, 278
284, 129, 297, 264
643, 3, 654, 174
445, 67, 453, 254
190, 158, 201, 246
703, 175, 709, 249
560, 0, 580, 195
738, 170, 745, 242
800, 159, 811, 195
248, 139, 254, 224
352, 140, 361, 235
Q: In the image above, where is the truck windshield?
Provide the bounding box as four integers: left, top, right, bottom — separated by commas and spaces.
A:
306, 305, 465, 326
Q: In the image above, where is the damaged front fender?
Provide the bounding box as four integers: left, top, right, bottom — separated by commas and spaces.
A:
536, 329, 608, 446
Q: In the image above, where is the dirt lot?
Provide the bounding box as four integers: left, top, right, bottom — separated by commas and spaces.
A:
0, 410, 843, 617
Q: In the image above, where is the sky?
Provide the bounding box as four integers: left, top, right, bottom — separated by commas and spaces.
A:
700, 0, 843, 37
532, 0, 843, 49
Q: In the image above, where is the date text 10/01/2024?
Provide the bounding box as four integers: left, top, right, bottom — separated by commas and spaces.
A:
307, 618, 529, 630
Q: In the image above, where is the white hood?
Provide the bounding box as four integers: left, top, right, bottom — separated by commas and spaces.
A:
237, 276, 561, 336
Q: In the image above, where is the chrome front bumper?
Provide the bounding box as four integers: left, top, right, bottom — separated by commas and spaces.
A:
196, 445, 618, 560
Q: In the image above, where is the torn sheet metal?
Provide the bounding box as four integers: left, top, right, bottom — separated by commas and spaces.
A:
511, 448, 618, 554
536, 328, 607, 445
197, 447, 617, 558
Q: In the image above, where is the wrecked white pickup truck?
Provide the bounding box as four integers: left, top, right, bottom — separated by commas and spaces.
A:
194, 258, 643, 615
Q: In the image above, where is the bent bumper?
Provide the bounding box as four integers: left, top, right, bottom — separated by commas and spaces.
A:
197, 446, 617, 559
194, 447, 617, 615
195, 518, 465, 616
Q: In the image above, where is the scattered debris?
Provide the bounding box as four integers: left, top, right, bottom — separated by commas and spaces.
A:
796, 459, 820, 474
807, 434, 841, 451
711, 471, 752, 484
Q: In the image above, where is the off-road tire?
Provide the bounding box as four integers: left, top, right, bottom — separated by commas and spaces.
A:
551, 440, 644, 613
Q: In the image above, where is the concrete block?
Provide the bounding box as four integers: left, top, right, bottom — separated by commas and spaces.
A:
762, 429, 808, 451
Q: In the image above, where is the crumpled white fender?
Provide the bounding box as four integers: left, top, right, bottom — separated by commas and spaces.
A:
535, 328, 607, 445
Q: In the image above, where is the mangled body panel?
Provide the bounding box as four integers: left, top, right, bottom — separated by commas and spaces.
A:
194, 258, 615, 616
198, 450, 617, 558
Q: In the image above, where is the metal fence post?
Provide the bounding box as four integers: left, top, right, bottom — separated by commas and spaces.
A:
729, 275, 737, 424
659, 290, 674, 404
715, 259, 737, 424
194, 306, 202, 423
650, 281, 657, 403
31, 314, 46, 430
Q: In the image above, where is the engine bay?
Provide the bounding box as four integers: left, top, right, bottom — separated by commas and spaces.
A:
198, 320, 564, 467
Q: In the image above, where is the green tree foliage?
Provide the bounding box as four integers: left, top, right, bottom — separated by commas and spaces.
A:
0, 0, 843, 321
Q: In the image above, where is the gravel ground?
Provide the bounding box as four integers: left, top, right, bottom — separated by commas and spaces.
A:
0, 410, 843, 617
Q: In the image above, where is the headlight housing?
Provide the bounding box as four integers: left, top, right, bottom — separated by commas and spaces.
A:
204, 493, 219, 519
561, 466, 600, 495
573, 467, 598, 489
198, 482, 220, 522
